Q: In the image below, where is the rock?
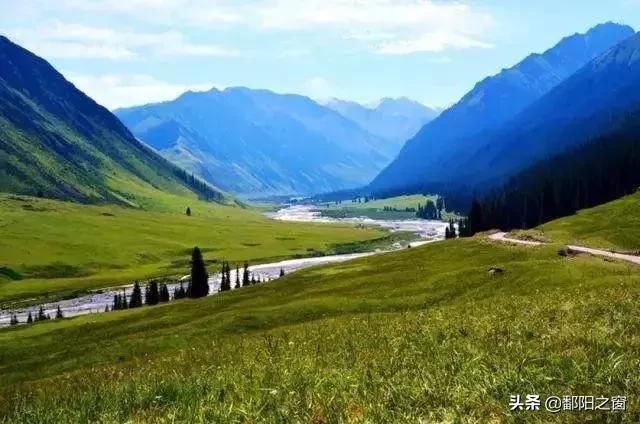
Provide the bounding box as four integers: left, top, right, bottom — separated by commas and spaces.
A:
558, 246, 570, 257
488, 267, 504, 276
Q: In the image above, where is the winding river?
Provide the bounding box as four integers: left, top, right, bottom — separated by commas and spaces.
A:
0, 205, 447, 327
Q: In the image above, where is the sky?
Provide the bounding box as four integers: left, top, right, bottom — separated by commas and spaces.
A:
3, 0, 640, 110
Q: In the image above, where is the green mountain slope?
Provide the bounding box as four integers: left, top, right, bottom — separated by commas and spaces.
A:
2, 219, 638, 421
0, 35, 224, 208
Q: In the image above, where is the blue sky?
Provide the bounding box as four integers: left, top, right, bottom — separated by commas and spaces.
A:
3, 0, 640, 109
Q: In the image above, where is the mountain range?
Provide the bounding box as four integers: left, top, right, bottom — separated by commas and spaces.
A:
116, 90, 435, 196
0, 35, 224, 207
325, 97, 440, 152
369, 22, 636, 195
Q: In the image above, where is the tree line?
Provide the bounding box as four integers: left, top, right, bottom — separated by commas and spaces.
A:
462, 123, 640, 234
10, 247, 285, 326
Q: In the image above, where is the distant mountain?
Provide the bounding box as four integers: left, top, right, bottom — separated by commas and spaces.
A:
369, 22, 635, 193
0, 36, 224, 206
465, 29, 640, 185
325, 97, 440, 154
116, 88, 391, 196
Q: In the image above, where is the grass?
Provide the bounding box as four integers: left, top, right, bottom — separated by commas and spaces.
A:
1, 236, 639, 422
541, 191, 640, 252
0, 194, 384, 305
317, 194, 460, 220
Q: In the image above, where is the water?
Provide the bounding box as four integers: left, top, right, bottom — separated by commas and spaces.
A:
0, 205, 447, 327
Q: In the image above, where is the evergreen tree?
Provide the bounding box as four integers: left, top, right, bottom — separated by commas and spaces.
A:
186, 207, 191, 216
122, 290, 129, 309
113, 294, 120, 310
27, 312, 33, 323
174, 282, 187, 299
279, 268, 285, 277
436, 197, 445, 219
189, 247, 209, 298
467, 200, 483, 236
445, 227, 451, 239
130, 282, 143, 308
242, 262, 250, 287
56, 305, 64, 319
146, 281, 160, 305
235, 266, 241, 289
10, 314, 18, 326
220, 261, 231, 292
37, 306, 47, 321
448, 219, 457, 238
104, 305, 110, 313
159, 284, 170, 302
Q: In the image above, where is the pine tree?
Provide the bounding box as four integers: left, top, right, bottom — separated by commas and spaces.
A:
189, 247, 209, 298
113, 294, 120, 310
104, 305, 110, 313
220, 261, 232, 292
467, 200, 483, 236
436, 197, 445, 220
242, 262, 250, 287
445, 227, 451, 239
186, 207, 191, 216
448, 219, 457, 238
159, 284, 170, 302
10, 314, 18, 326
38, 306, 47, 321
56, 305, 64, 319
122, 290, 129, 309
146, 281, 160, 305
174, 282, 187, 299
279, 268, 285, 277
235, 265, 241, 289
27, 312, 33, 323
130, 282, 143, 308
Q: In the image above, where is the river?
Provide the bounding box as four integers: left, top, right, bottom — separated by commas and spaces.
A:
0, 205, 447, 327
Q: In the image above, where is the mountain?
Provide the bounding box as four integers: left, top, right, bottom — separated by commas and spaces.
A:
0, 36, 224, 207
464, 30, 640, 185
369, 22, 635, 193
473, 106, 640, 232
325, 97, 440, 154
116, 88, 390, 196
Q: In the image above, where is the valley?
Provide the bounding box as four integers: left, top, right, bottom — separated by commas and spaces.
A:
2, 8, 640, 423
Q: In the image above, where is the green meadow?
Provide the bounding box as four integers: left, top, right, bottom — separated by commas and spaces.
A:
319, 194, 456, 220
541, 191, 640, 252
1, 193, 639, 422
0, 194, 384, 305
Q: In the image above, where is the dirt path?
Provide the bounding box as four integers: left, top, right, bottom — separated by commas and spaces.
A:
488, 232, 640, 266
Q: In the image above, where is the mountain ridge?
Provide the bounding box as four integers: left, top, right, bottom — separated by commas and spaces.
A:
368, 22, 636, 193
116, 87, 397, 196
0, 35, 224, 207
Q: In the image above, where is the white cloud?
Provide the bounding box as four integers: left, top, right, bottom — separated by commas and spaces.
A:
303, 76, 335, 100
251, 0, 494, 54
376, 31, 494, 55
65, 73, 218, 109
10, 1, 494, 56
5, 22, 242, 60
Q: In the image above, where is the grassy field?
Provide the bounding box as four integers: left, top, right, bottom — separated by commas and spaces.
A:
541, 191, 640, 252
1, 233, 639, 422
317, 194, 458, 220
0, 194, 384, 305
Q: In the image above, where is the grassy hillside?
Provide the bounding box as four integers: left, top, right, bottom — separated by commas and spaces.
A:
320, 194, 449, 220
1, 234, 638, 422
0, 36, 224, 207
541, 191, 640, 252
0, 194, 384, 304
